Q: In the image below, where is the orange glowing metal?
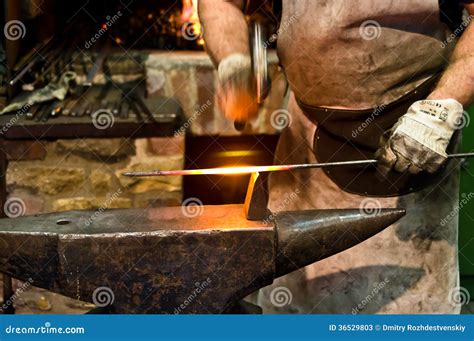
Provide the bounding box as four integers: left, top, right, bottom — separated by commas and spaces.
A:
122, 153, 474, 177
124, 164, 297, 177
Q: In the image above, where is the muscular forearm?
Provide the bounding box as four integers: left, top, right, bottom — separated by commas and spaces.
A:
198, 0, 249, 67
428, 8, 474, 106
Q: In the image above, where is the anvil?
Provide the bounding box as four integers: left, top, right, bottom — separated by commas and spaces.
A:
0, 172, 405, 313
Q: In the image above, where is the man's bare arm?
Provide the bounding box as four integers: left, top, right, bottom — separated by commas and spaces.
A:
428, 4, 474, 106
198, 0, 249, 66
198, 0, 258, 123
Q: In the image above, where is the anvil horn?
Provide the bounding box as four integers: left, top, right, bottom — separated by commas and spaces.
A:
0, 205, 404, 313
274, 208, 406, 277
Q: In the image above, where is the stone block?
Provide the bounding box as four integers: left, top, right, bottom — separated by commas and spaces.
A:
134, 191, 182, 208
168, 68, 197, 122
146, 68, 167, 97
4, 189, 44, 216
90, 169, 115, 194
7, 165, 85, 195
53, 196, 132, 212
5, 140, 46, 161
53, 197, 96, 211
194, 66, 217, 134
145, 136, 184, 156
56, 138, 135, 163
115, 155, 183, 194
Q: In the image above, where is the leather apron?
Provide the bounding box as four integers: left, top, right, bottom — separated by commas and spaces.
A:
297, 72, 457, 196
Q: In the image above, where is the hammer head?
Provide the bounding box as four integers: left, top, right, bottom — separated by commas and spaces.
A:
0, 204, 404, 313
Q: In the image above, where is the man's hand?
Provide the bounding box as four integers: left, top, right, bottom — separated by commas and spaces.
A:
198, 0, 256, 124
217, 53, 258, 123
375, 99, 464, 175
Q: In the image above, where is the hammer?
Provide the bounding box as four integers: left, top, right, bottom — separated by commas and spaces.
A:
234, 21, 271, 131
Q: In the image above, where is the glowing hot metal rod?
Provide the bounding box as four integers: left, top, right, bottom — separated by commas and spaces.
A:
122, 152, 474, 177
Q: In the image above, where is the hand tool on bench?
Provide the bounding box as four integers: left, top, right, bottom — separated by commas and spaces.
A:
118, 99, 129, 120
34, 102, 53, 122
25, 103, 42, 120
50, 102, 63, 118
130, 92, 156, 122
125, 93, 145, 123
83, 52, 107, 88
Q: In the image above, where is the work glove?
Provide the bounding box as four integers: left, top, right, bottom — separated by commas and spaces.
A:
217, 53, 258, 125
375, 99, 464, 175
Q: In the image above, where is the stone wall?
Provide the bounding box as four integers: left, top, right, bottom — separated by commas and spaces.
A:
6, 137, 184, 215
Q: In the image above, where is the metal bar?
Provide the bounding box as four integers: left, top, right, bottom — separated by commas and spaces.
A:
123, 152, 474, 177
34, 103, 49, 122
131, 93, 156, 122
83, 53, 106, 88
8, 37, 54, 86
126, 96, 145, 123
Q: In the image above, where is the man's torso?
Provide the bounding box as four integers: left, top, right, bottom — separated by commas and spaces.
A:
277, 0, 455, 109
